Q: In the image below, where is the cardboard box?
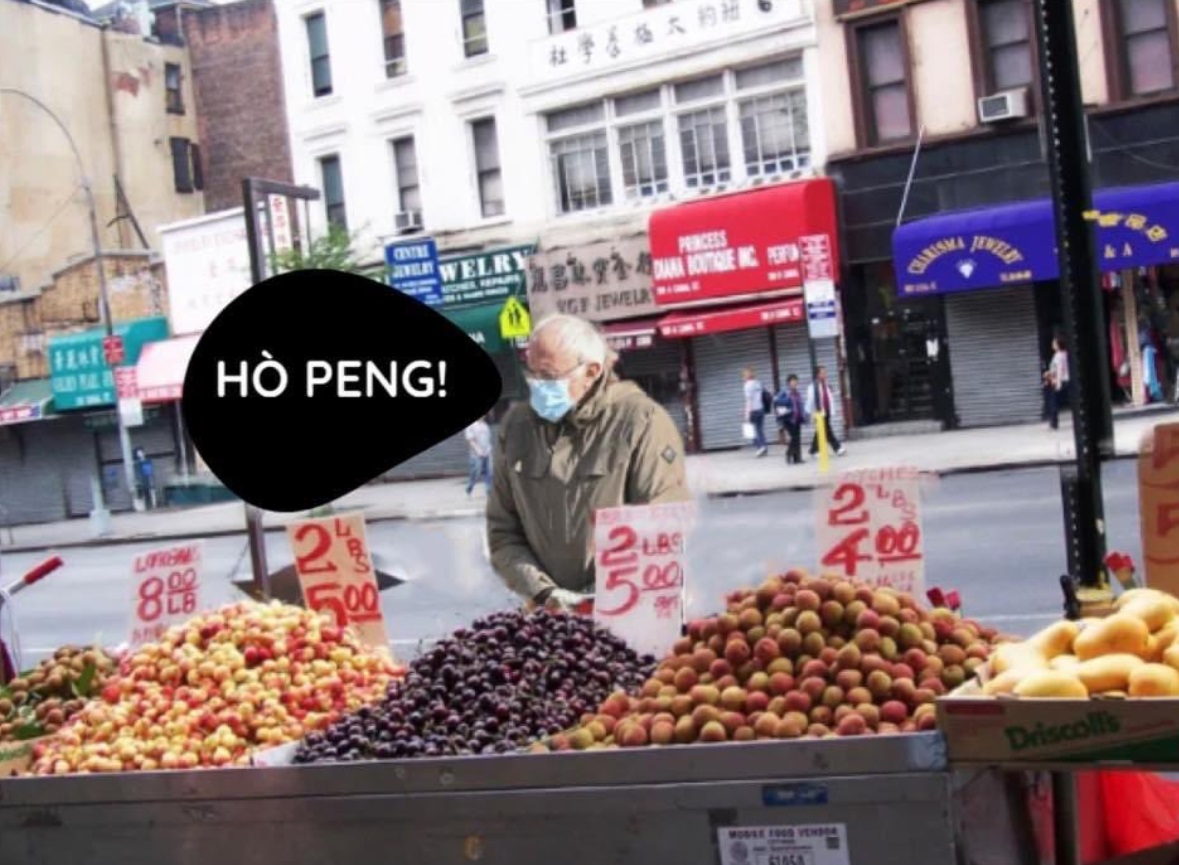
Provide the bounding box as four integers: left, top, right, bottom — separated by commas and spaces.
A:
937, 676, 1179, 766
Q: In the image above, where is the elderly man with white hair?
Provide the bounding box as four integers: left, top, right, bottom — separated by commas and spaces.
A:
487, 312, 690, 612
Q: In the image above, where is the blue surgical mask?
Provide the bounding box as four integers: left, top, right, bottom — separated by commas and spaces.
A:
528, 378, 575, 423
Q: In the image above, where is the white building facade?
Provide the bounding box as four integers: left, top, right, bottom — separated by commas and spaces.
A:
274, 0, 843, 468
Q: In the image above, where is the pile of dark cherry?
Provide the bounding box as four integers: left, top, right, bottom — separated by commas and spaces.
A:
295, 609, 654, 762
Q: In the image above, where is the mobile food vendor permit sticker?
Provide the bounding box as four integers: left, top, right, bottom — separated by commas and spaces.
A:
128, 541, 207, 648
593, 501, 694, 659
717, 824, 850, 865
287, 511, 391, 653
814, 466, 925, 595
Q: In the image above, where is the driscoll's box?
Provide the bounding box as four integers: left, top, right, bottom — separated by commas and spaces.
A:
937, 680, 1179, 765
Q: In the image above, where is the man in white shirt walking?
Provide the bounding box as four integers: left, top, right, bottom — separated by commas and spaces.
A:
806, 366, 846, 457
464, 414, 493, 495
742, 368, 769, 457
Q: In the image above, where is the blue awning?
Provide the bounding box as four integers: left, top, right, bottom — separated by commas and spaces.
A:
893, 181, 1179, 298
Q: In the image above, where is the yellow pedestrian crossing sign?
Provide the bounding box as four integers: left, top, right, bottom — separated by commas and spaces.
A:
499, 296, 531, 339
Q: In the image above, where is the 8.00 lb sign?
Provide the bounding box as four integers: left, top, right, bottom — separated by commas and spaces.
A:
128, 541, 206, 647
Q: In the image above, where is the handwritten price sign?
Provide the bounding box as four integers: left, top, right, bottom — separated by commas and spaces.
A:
286, 512, 390, 651
129, 541, 206, 647
593, 502, 694, 659
1138, 422, 1179, 596
814, 467, 925, 594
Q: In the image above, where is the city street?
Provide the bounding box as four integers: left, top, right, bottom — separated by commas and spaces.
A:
2, 461, 1142, 666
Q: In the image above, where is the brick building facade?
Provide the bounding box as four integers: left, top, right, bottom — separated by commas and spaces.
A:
156, 0, 293, 212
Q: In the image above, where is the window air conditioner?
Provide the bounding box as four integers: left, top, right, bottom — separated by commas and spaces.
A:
978, 88, 1030, 124
394, 209, 423, 234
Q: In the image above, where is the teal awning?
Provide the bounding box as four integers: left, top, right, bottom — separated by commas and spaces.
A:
0, 378, 55, 426
48, 316, 169, 411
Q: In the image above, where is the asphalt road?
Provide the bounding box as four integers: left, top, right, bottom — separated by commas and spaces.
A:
1, 462, 1143, 667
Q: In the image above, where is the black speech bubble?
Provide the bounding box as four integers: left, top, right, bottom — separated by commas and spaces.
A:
182, 270, 502, 511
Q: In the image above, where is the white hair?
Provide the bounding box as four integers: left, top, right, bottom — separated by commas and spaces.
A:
530, 313, 613, 367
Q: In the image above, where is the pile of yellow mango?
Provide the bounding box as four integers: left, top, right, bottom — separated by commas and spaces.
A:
982, 588, 1179, 698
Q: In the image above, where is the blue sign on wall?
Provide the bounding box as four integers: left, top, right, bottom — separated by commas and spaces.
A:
385, 238, 443, 307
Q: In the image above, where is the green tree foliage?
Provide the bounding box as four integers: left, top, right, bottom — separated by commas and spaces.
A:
268, 223, 387, 281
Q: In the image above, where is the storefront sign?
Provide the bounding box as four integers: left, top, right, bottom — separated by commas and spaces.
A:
717, 824, 851, 865
1138, 422, 1179, 598
129, 541, 206, 648
0, 405, 41, 425
531, 0, 803, 83
286, 512, 390, 652
814, 467, 926, 595
604, 321, 660, 352
649, 179, 839, 304
159, 208, 254, 336
445, 302, 511, 353
526, 239, 658, 323
385, 238, 443, 307
805, 279, 839, 339
439, 244, 535, 307
658, 297, 804, 338
594, 502, 694, 660
49, 317, 169, 410
893, 181, 1179, 297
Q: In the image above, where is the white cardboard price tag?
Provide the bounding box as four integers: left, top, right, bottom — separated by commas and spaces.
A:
128, 541, 206, 647
814, 466, 926, 595
593, 501, 694, 659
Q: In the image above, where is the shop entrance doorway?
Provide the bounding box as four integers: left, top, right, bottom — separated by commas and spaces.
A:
846, 263, 954, 428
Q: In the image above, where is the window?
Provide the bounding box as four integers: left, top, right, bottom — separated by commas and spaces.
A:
1109, 0, 1177, 98
542, 57, 809, 214
164, 63, 184, 114
618, 121, 669, 198
551, 131, 611, 213
679, 107, 730, 187
461, 0, 488, 57
547, 0, 576, 34
191, 143, 204, 191
169, 137, 193, 193
975, 0, 1034, 92
305, 12, 332, 97
851, 17, 914, 145
381, 0, 406, 78
319, 155, 347, 230
471, 118, 503, 218
392, 137, 421, 213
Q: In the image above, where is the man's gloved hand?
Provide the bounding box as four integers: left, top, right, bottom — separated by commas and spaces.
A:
546, 588, 590, 611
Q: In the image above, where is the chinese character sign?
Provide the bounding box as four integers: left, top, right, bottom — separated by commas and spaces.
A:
286, 512, 390, 652
814, 467, 925, 595
526, 238, 658, 323
532, 0, 802, 81
1138, 422, 1179, 597
129, 541, 206, 648
159, 208, 254, 336
594, 502, 694, 659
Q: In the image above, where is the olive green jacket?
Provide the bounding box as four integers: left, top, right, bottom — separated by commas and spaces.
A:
487, 375, 690, 601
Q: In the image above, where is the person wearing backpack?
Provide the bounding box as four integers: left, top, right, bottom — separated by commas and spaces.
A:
742, 367, 769, 457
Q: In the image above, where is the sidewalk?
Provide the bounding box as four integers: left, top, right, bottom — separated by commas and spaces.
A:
2, 408, 1174, 553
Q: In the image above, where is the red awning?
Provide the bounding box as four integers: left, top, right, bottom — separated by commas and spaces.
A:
658, 298, 805, 338
135, 334, 200, 403
649, 178, 839, 305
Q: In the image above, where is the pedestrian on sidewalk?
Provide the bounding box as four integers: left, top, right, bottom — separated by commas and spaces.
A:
464, 414, 493, 495
774, 374, 807, 465
742, 368, 769, 457
487, 313, 689, 614
806, 366, 846, 457
1046, 337, 1070, 430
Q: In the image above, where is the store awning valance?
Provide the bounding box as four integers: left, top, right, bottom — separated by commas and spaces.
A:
444, 302, 514, 354
0, 378, 55, 426
893, 181, 1179, 298
658, 298, 805, 339
135, 334, 201, 404
603, 318, 660, 351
